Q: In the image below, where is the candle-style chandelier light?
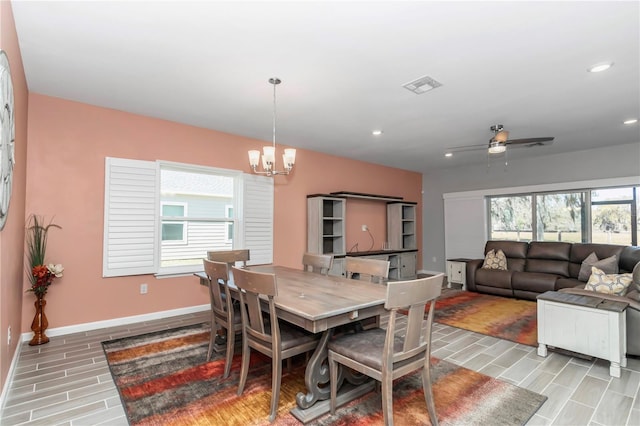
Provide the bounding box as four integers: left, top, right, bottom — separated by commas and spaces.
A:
248, 78, 296, 176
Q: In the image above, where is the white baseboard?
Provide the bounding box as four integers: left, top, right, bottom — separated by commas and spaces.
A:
20, 304, 210, 343
0, 338, 23, 414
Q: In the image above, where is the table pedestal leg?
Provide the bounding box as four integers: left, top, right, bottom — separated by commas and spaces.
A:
291, 329, 376, 423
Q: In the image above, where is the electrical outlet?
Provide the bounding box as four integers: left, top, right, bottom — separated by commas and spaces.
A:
7, 326, 11, 346
140, 283, 148, 294
361, 224, 368, 232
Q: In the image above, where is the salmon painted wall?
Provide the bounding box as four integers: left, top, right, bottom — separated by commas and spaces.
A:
22, 94, 422, 333
0, 1, 29, 392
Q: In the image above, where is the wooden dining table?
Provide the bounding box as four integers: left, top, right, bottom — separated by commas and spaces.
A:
197, 264, 387, 423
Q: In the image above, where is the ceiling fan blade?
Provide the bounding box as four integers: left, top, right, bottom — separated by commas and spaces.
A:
445, 144, 488, 153
506, 137, 555, 145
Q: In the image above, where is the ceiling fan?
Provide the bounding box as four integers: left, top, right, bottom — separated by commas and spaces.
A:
446, 124, 555, 155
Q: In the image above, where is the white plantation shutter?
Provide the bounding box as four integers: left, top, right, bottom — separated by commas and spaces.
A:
242, 174, 273, 265
103, 158, 159, 277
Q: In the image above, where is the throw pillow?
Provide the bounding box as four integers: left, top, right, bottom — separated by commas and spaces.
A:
633, 261, 640, 292
578, 253, 618, 282
585, 266, 633, 296
482, 248, 507, 270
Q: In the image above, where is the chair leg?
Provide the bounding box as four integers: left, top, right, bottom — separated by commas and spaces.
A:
421, 365, 438, 426
223, 326, 234, 378
270, 352, 283, 422
207, 320, 216, 361
329, 354, 338, 414
381, 375, 394, 426
236, 340, 250, 396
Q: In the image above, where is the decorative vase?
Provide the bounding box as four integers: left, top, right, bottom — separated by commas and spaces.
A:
29, 294, 50, 346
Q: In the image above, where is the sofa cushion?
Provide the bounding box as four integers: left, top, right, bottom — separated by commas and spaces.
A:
620, 246, 640, 272
578, 253, 618, 281
475, 268, 513, 289
526, 259, 570, 277
485, 240, 528, 259
482, 249, 507, 270
585, 267, 633, 296
527, 241, 571, 261
512, 271, 559, 293
569, 243, 625, 277
556, 277, 584, 291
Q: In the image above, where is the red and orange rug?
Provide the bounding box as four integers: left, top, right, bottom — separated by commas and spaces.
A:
434, 291, 538, 346
103, 322, 546, 425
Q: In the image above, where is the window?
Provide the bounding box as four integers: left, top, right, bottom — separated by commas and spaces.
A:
489, 195, 532, 241
225, 205, 233, 242
103, 158, 273, 277
161, 202, 187, 244
591, 187, 637, 245
488, 186, 637, 244
535, 192, 585, 242
159, 166, 235, 271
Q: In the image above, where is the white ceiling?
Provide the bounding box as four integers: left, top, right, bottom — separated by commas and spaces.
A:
10, 1, 640, 173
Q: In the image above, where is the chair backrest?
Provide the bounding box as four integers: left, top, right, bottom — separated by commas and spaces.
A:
231, 266, 279, 346
203, 259, 233, 318
207, 249, 250, 268
302, 253, 333, 275
384, 273, 444, 364
345, 257, 390, 284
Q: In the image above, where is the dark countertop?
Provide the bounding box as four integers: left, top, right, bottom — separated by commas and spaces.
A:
337, 249, 418, 258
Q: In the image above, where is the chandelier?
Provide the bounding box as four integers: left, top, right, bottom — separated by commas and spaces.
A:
248, 78, 296, 176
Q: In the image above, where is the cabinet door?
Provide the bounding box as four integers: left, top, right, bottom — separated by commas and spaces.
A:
399, 252, 417, 279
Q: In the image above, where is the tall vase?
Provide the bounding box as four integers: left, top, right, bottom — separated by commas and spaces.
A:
29, 294, 50, 346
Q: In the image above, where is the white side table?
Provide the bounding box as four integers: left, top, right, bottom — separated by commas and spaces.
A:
537, 291, 628, 378
446, 259, 470, 291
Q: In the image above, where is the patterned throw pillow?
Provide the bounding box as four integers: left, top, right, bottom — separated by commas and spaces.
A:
482, 249, 508, 270
585, 266, 632, 296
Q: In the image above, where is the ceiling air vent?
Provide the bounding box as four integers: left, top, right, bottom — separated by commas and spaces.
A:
402, 75, 442, 94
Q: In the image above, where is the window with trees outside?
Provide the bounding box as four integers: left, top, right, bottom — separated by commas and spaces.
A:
488, 186, 638, 245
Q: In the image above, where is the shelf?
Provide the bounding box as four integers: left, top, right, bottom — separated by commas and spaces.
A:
329, 191, 403, 202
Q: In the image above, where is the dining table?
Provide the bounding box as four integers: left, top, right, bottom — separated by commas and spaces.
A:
197, 264, 388, 423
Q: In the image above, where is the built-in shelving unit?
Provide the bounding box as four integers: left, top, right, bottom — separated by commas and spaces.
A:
307, 195, 346, 256
387, 202, 417, 250
307, 193, 418, 280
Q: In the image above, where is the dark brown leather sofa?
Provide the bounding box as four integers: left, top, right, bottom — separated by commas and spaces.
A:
466, 240, 640, 356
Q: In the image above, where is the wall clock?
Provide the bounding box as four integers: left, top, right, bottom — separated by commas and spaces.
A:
0, 50, 15, 230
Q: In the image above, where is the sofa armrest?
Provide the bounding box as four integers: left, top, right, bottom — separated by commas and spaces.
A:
466, 259, 483, 292
558, 287, 640, 311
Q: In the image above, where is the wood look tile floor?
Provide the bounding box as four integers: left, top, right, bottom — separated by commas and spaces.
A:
1, 309, 639, 425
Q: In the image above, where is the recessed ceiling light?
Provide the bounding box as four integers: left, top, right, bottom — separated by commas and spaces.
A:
372, 130, 383, 136
587, 62, 613, 73
623, 118, 638, 125
445, 152, 453, 157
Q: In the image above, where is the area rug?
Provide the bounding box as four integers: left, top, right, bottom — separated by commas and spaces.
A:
433, 291, 538, 346
103, 322, 546, 425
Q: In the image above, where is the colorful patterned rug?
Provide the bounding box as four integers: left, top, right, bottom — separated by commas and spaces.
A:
103, 322, 546, 425
434, 291, 538, 346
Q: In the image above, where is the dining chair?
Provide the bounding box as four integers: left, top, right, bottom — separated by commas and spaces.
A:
232, 266, 320, 422
302, 252, 333, 275
207, 249, 250, 268
344, 256, 390, 284
206, 250, 250, 344
328, 273, 445, 426
202, 259, 243, 378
